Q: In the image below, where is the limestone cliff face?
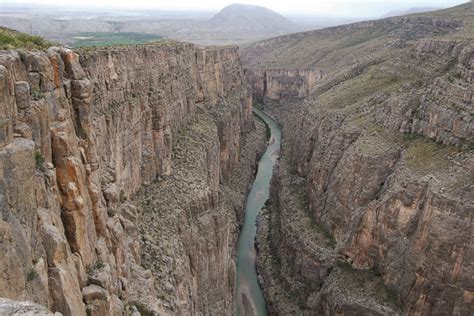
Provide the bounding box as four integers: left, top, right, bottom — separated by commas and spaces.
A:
244, 68, 321, 102
0, 43, 254, 315
289, 106, 471, 315
256, 98, 472, 316
371, 40, 473, 146
243, 6, 473, 315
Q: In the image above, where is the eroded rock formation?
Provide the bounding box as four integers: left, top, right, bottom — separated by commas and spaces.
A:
244, 68, 321, 102
0, 42, 261, 315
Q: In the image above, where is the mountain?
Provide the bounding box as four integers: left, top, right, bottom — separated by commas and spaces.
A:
123, 3, 309, 45
208, 4, 300, 33
382, 7, 441, 18
0, 3, 311, 46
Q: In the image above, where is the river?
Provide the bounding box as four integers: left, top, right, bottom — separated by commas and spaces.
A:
235, 108, 281, 316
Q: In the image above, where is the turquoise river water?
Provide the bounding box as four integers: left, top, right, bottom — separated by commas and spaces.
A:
235, 108, 281, 316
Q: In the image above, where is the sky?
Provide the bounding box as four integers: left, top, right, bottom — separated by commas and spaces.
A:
3, 0, 470, 17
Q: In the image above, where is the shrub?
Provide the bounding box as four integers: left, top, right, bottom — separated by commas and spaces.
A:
31, 88, 43, 100
120, 190, 127, 203
35, 151, 45, 171
76, 127, 87, 139
0, 27, 52, 50
86, 260, 105, 274
27, 269, 39, 281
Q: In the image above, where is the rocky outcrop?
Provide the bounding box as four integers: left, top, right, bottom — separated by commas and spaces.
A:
255, 104, 403, 315
0, 297, 61, 315
255, 99, 472, 315
0, 42, 257, 315
290, 104, 472, 315
368, 40, 474, 146
245, 68, 321, 102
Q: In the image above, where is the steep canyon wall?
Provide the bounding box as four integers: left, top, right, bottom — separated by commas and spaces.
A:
0, 43, 256, 315
244, 68, 321, 102
244, 15, 473, 316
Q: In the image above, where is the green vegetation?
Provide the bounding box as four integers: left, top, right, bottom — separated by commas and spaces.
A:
26, 269, 39, 281
120, 190, 127, 203
108, 100, 125, 112
336, 261, 401, 310
72, 32, 163, 48
284, 164, 337, 248
86, 260, 105, 274
35, 151, 45, 171
313, 67, 401, 112
0, 27, 52, 50
253, 109, 272, 140
355, 131, 401, 157
403, 136, 459, 173
76, 126, 87, 140
31, 88, 43, 100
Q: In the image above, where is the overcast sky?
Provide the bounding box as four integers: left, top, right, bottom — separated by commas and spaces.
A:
4, 0, 470, 17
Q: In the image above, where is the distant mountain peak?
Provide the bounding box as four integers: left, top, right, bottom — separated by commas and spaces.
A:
208, 3, 299, 33
382, 7, 441, 18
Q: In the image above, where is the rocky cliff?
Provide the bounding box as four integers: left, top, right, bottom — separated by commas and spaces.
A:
244, 68, 321, 102
243, 3, 473, 316
0, 42, 261, 315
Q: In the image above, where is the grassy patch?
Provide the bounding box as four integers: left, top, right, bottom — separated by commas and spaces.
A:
403, 136, 459, 172
0, 27, 52, 50
313, 67, 401, 112
72, 32, 163, 48
335, 261, 401, 310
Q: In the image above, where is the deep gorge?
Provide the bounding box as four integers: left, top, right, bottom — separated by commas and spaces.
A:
0, 43, 263, 315
0, 5, 473, 315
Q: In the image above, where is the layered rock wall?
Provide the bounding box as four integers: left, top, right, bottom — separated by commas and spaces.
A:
244, 20, 473, 315
0, 43, 254, 315
255, 99, 472, 315
244, 68, 321, 102
372, 40, 474, 146
293, 107, 472, 315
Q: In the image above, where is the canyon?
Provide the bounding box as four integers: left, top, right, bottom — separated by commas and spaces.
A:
0, 41, 266, 315
0, 2, 473, 316
242, 3, 474, 316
